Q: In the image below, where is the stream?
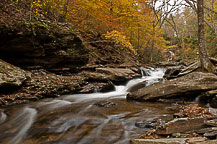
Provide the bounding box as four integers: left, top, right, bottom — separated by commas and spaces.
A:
0, 67, 178, 144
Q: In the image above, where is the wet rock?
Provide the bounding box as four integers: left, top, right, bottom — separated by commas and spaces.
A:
80, 82, 115, 93
163, 66, 183, 79
197, 127, 217, 135
209, 57, 217, 66
0, 69, 87, 106
98, 82, 115, 92
205, 119, 217, 127
200, 118, 217, 138
131, 138, 188, 144
208, 108, 217, 116
82, 72, 110, 82
94, 101, 116, 108
196, 139, 217, 144
210, 97, 217, 108
156, 117, 205, 135
187, 137, 207, 143
96, 67, 137, 81
0, 59, 30, 92
130, 67, 141, 74
134, 137, 207, 144
127, 72, 217, 101
127, 81, 146, 93
199, 90, 217, 108
83, 68, 137, 83
157, 61, 182, 66
172, 133, 181, 137
204, 129, 217, 138
203, 90, 217, 97
173, 113, 183, 118
135, 120, 165, 129
135, 121, 156, 129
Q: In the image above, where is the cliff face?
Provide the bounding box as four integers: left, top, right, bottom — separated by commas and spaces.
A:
0, 21, 89, 73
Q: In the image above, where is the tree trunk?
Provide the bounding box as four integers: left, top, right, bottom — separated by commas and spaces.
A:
181, 34, 185, 58
197, 0, 215, 72
150, 23, 156, 63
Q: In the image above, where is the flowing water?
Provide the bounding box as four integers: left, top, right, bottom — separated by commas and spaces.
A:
0, 68, 178, 144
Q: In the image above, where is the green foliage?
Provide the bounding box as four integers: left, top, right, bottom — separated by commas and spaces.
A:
207, 30, 217, 58
185, 37, 198, 50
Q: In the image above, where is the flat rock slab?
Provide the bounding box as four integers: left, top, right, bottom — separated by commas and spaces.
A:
197, 127, 217, 134
96, 67, 137, 80
156, 117, 205, 134
205, 119, 217, 127
83, 67, 138, 82
131, 138, 188, 144
131, 137, 206, 144
127, 72, 217, 101
196, 140, 217, 144
0, 69, 87, 106
0, 59, 29, 89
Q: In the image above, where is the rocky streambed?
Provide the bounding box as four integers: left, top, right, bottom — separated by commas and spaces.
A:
1, 59, 217, 144
0, 59, 140, 106
2, 12, 217, 144
127, 63, 217, 144
0, 66, 175, 144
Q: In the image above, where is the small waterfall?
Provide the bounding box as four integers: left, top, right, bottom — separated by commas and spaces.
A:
62, 67, 165, 103
94, 86, 99, 93
140, 67, 152, 77
126, 67, 165, 92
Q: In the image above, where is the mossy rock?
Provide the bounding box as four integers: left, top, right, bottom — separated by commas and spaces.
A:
0, 59, 30, 93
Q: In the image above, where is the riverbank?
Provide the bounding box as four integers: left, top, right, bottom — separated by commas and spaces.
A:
0, 59, 141, 106
0, 5, 141, 106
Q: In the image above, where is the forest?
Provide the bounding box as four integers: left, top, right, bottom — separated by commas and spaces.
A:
0, 0, 217, 144
1, 0, 216, 63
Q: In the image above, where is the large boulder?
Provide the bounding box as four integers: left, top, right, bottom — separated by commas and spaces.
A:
199, 90, 217, 108
96, 67, 138, 80
82, 68, 139, 83
0, 59, 29, 92
163, 66, 184, 79
127, 72, 217, 101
